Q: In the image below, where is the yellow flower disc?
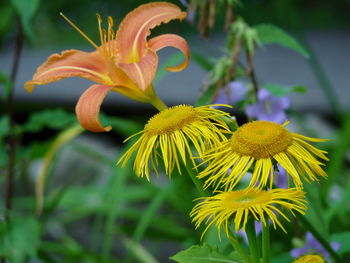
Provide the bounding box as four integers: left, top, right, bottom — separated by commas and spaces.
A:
231, 121, 292, 159
145, 105, 198, 135
293, 254, 326, 263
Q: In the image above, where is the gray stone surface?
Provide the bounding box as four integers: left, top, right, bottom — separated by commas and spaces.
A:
1, 29, 349, 113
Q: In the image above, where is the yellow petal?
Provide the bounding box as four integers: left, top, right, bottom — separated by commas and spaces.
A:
148, 34, 190, 72
24, 50, 112, 93
75, 84, 112, 132
116, 2, 186, 63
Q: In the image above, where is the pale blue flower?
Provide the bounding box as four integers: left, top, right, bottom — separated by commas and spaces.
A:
214, 81, 248, 105
275, 165, 288, 189
291, 232, 340, 261
246, 89, 290, 124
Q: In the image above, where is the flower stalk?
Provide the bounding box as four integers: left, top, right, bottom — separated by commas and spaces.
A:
150, 93, 169, 111
262, 219, 270, 263
5, 19, 24, 218
246, 219, 260, 263
228, 230, 253, 263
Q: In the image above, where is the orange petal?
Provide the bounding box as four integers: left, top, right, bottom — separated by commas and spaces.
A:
148, 34, 190, 72
116, 2, 186, 63
25, 50, 112, 93
117, 50, 158, 91
75, 84, 112, 132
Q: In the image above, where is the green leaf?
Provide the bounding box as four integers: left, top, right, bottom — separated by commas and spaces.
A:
154, 52, 187, 84
109, 116, 143, 137
211, 57, 232, 84
0, 72, 13, 101
195, 84, 217, 106
10, 0, 40, 41
0, 115, 9, 141
254, 24, 309, 58
133, 186, 170, 241
24, 109, 76, 132
122, 237, 159, 263
331, 232, 350, 255
170, 243, 241, 263
264, 84, 306, 97
191, 52, 214, 71
0, 5, 15, 37
0, 216, 41, 263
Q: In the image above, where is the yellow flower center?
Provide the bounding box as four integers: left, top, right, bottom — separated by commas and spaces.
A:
294, 254, 325, 263
230, 121, 292, 159
145, 105, 199, 135
223, 190, 271, 209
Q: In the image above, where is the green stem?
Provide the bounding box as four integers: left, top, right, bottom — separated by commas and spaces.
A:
246, 219, 260, 263
184, 158, 210, 197
262, 221, 270, 263
150, 95, 168, 111
297, 32, 341, 118
298, 215, 342, 263
229, 233, 253, 263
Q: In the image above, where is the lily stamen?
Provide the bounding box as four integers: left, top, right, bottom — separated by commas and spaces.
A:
59, 12, 99, 50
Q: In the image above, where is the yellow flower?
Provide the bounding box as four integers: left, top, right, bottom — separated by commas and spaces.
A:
190, 187, 307, 239
198, 120, 328, 190
117, 105, 230, 180
293, 254, 326, 263
25, 2, 189, 132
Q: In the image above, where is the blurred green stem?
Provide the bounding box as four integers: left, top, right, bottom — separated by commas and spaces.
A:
262, 220, 270, 263
5, 19, 23, 217
184, 157, 210, 197
246, 51, 259, 97
150, 95, 168, 111
297, 32, 341, 118
246, 219, 260, 263
228, 229, 253, 263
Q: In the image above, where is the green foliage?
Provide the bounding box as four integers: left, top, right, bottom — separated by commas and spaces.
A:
331, 232, 350, 255
109, 115, 143, 137
10, 0, 40, 41
0, 71, 13, 101
154, 52, 188, 85
191, 52, 214, 71
24, 109, 76, 132
170, 243, 242, 263
264, 84, 306, 97
122, 237, 159, 263
228, 18, 260, 54
0, 5, 15, 38
322, 110, 350, 197
195, 85, 217, 106
0, 216, 41, 263
254, 24, 310, 58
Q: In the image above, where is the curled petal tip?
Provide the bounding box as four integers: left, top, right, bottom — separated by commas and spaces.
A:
149, 34, 190, 72
75, 84, 112, 133
117, 2, 187, 63
24, 82, 35, 93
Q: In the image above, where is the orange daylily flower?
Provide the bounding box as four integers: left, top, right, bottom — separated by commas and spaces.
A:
25, 2, 190, 132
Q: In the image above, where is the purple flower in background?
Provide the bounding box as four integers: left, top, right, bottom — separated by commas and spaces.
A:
237, 221, 263, 244
275, 165, 288, 189
214, 81, 248, 105
179, 0, 195, 23
291, 232, 340, 261
246, 89, 290, 124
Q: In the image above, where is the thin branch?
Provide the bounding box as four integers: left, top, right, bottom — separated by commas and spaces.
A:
246, 51, 259, 97
5, 19, 24, 216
